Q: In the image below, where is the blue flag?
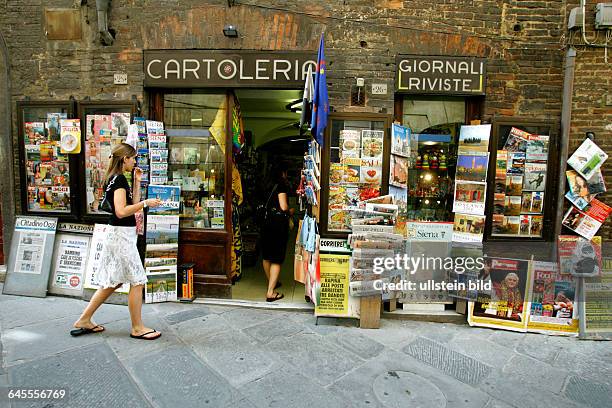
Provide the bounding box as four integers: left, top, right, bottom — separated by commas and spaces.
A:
311, 33, 328, 146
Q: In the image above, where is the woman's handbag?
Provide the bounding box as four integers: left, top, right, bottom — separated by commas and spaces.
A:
255, 184, 279, 226
98, 175, 117, 213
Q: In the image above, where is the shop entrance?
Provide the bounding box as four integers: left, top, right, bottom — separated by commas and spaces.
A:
160, 88, 308, 302
231, 89, 308, 303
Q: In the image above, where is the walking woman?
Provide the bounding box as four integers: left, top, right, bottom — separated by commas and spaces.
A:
261, 162, 294, 302
70, 143, 162, 340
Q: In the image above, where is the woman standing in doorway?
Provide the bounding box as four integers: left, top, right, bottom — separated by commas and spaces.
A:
70, 143, 162, 340
261, 162, 294, 302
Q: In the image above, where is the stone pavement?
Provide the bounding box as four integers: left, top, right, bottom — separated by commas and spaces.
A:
0, 286, 610, 408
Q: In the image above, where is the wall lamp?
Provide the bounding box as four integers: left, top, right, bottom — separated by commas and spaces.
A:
223, 25, 238, 37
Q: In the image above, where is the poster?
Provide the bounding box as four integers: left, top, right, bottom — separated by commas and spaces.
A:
584, 257, 612, 335
469, 257, 531, 332
50, 233, 90, 292
561, 199, 612, 240
453, 181, 487, 215
315, 254, 351, 317
3, 216, 58, 298
526, 261, 578, 335
567, 137, 608, 180
452, 214, 485, 243
458, 124, 491, 154
391, 123, 410, 156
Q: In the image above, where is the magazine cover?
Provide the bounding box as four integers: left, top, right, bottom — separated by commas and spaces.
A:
567, 138, 608, 180
523, 162, 547, 191
111, 112, 130, 139
503, 127, 530, 152
494, 193, 505, 214
558, 235, 602, 277
391, 124, 409, 156
59, 119, 81, 154
506, 152, 526, 175
565, 191, 589, 210
495, 150, 508, 179
340, 129, 361, 159
526, 261, 579, 335
566, 170, 597, 202
458, 124, 491, 154
24, 122, 46, 144
505, 175, 523, 196
145, 271, 178, 303
561, 199, 612, 240
46, 113, 67, 142
504, 196, 521, 216
525, 135, 549, 161
147, 185, 181, 215
361, 130, 384, 160
469, 257, 531, 331
389, 154, 408, 188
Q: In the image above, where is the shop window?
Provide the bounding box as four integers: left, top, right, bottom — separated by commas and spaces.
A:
402, 96, 466, 222
163, 92, 227, 230
17, 101, 75, 216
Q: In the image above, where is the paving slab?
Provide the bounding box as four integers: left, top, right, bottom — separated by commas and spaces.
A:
3, 316, 105, 366
502, 354, 569, 394
514, 333, 562, 363
8, 342, 151, 408
487, 330, 526, 350
126, 346, 242, 408
327, 349, 490, 408
163, 307, 213, 325
403, 337, 493, 386
328, 331, 385, 360
358, 320, 418, 350
238, 366, 349, 408
172, 313, 231, 344
102, 316, 179, 362
552, 347, 612, 384
449, 333, 518, 368
243, 316, 305, 344
564, 375, 612, 408
0, 295, 86, 329
221, 307, 282, 330
191, 329, 284, 388
266, 331, 364, 387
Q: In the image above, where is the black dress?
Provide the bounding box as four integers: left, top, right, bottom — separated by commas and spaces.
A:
261, 181, 290, 264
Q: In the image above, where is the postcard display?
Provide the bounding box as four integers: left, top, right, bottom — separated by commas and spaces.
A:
451, 125, 491, 243
491, 127, 548, 238
23, 114, 73, 213
562, 138, 610, 240
144, 121, 180, 303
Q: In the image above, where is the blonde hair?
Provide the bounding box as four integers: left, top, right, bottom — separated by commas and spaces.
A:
104, 143, 136, 184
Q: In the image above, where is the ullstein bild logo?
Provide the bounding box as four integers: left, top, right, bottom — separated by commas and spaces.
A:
144, 51, 316, 87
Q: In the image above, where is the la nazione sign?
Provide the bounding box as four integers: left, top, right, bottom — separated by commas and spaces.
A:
144, 50, 317, 88
395, 55, 487, 95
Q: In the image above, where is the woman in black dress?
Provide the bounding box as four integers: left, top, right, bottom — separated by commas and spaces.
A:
261, 163, 293, 302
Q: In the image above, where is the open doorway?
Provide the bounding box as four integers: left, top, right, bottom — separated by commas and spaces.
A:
231, 89, 310, 304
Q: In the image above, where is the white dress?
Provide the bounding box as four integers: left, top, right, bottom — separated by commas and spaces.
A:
95, 225, 147, 288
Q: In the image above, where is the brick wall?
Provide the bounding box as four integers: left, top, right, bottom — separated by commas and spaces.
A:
1, 0, 609, 242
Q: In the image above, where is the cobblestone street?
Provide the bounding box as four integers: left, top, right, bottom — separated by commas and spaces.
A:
1, 286, 610, 408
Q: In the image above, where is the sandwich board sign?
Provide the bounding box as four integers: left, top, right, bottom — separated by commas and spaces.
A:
3, 216, 58, 297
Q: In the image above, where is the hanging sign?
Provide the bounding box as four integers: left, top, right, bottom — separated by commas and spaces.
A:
144, 50, 317, 88
396, 55, 487, 95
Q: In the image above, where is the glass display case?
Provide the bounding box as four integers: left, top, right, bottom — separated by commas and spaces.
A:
406, 134, 455, 222
321, 113, 391, 237
17, 101, 75, 216
163, 92, 227, 230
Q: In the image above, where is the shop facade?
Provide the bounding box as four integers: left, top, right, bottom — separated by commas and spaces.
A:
0, 2, 610, 304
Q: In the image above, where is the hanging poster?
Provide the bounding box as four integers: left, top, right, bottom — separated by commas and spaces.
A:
452, 213, 486, 243
583, 257, 612, 336
567, 138, 608, 180
458, 124, 491, 154
526, 261, 578, 335
468, 257, 531, 332
561, 199, 612, 240
49, 233, 90, 294
453, 181, 487, 215
3, 217, 58, 297
315, 254, 351, 317
391, 123, 410, 156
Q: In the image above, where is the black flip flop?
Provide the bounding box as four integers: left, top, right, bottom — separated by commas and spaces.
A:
70, 325, 105, 337
266, 292, 284, 302
130, 330, 162, 340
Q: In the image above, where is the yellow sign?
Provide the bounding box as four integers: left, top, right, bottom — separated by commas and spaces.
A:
315, 254, 350, 317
